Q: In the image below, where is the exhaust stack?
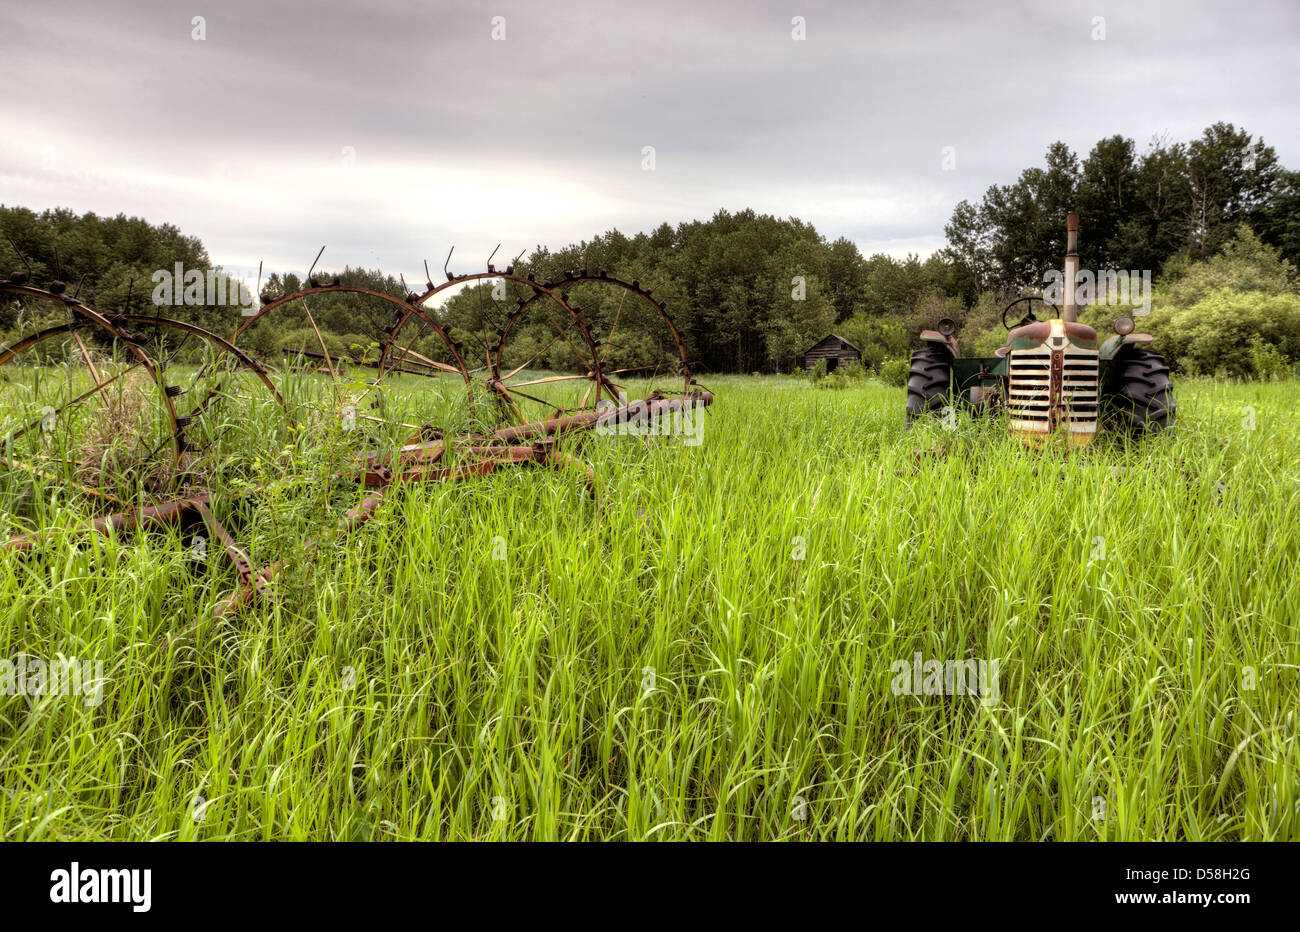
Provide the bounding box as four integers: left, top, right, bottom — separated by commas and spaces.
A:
1062, 214, 1079, 323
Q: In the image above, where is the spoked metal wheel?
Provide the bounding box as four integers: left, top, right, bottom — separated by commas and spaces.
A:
234, 279, 472, 443
503, 271, 698, 408
0, 282, 288, 519
380, 258, 607, 431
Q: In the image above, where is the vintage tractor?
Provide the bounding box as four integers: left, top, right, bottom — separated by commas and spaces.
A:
905, 214, 1174, 442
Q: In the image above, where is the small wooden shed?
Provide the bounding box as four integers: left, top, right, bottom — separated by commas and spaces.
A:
803, 333, 862, 374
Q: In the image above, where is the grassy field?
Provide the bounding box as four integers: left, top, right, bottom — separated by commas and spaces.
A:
1, 372, 1298, 840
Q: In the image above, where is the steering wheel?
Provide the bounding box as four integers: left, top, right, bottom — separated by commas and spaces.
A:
1001, 295, 1057, 331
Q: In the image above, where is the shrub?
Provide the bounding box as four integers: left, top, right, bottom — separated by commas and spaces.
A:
812, 359, 872, 390
954, 288, 1021, 358
878, 356, 909, 387
1249, 336, 1296, 381
1145, 289, 1300, 378
836, 315, 909, 370
276, 327, 348, 358
1162, 226, 1296, 307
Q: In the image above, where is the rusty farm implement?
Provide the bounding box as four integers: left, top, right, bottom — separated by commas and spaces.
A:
0, 241, 713, 622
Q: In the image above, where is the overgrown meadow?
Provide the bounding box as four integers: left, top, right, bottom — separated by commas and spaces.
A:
1, 373, 1297, 840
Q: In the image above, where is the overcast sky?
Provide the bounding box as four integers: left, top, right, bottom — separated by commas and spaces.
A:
2, 0, 1297, 282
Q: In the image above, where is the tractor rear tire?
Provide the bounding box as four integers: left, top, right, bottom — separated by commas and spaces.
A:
905, 343, 953, 427
1103, 347, 1175, 435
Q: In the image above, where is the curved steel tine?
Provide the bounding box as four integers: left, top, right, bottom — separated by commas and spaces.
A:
306, 245, 326, 282
3, 235, 34, 278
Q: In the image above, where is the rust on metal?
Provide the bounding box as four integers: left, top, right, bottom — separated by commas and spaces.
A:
5, 495, 215, 553
2, 242, 715, 631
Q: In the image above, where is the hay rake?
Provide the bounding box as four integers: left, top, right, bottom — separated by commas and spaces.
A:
0, 241, 713, 623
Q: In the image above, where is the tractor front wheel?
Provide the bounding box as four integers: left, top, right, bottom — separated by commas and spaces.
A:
1102, 347, 1175, 435
905, 343, 953, 427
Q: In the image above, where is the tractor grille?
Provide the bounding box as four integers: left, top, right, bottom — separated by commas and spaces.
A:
1008, 337, 1098, 442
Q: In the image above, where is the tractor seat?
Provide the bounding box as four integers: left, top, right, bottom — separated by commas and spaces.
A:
994, 346, 1010, 358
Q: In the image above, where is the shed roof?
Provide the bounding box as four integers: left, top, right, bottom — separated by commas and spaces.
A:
803, 333, 863, 355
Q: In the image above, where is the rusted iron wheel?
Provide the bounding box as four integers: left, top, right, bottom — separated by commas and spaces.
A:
500, 272, 696, 408
233, 280, 475, 434
379, 270, 606, 428
1, 282, 289, 511
233, 283, 472, 385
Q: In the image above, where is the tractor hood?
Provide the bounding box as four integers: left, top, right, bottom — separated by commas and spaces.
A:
1006, 319, 1098, 352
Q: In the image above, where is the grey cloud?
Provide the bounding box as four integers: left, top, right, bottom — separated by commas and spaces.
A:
2, 0, 1296, 273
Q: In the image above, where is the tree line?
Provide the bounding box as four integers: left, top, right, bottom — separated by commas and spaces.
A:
3, 120, 1297, 378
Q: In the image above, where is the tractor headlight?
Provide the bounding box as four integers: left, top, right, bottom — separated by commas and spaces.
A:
1113, 315, 1135, 335
937, 317, 956, 336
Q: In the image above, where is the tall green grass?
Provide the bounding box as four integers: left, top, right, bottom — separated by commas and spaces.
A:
1, 374, 1297, 840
